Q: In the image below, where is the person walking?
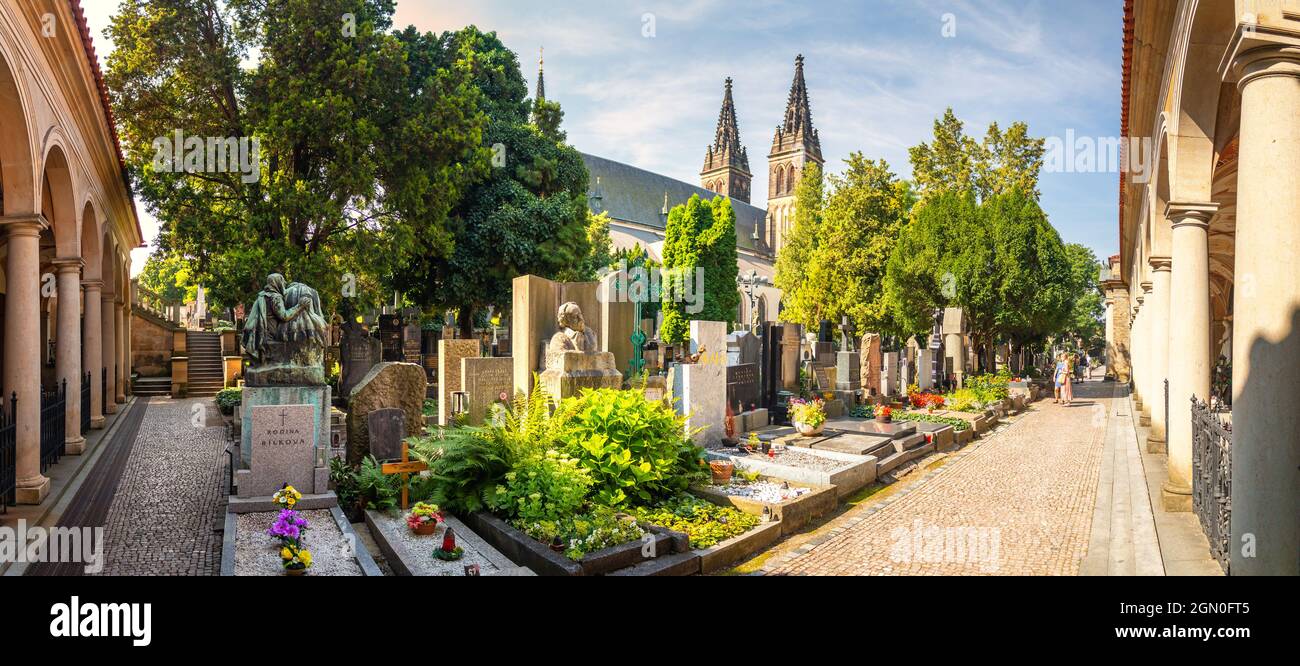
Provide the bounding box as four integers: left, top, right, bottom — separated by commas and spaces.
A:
1053, 353, 1068, 403
1062, 353, 1075, 404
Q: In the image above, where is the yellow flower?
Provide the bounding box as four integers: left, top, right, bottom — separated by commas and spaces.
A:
281, 547, 292, 560
299, 550, 312, 567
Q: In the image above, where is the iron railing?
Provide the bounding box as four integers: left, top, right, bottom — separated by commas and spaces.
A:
0, 393, 15, 511
102, 367, 107, 413
81, 370, 92, 435
1191, 395, 1232, 574
40, 380, 67, 473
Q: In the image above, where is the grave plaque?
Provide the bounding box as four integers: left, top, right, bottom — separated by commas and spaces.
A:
403, 322, 423, 365
461, 356, 514, 426
379, 314, 404, 362
438, 339, 481, 425
367, 408, 407, 461
726, 363, 761, 413
247, 404, 317, 497
780, 324, 801, 390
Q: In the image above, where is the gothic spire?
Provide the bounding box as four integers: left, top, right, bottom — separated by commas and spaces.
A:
702, 77, 750, 174
772, 54, 822, 159
535, 46, 545, 102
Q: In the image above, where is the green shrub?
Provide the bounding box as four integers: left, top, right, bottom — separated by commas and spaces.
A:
486, 449, 593, 523
560, 388, 706, 507
329, 455, 401, 516
893, 411, 970, 432
966, 370, 1011, 404
946, 388, 982, 412
516, 506, 645, 560
215, 387, 242, 415
630, 494, 759, 548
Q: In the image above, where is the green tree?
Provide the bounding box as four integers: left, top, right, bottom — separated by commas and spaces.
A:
773, 162, 824, 326
555, 211, 613, 282
659, 195, 739, 344
105, 0, 487, 314
393, 27, 593, 336
1061, 244, 1106, 353
909, 108, 1045, 202
137, 253, 199, 304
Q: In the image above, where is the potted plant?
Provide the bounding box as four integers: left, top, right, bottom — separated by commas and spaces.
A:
271, 484, 302, 510
267, 509, 311, 575
280, 543, 313, 575
405, 502, 443, 535
877, 406, 893, 423
709, 459, 735, 484
790, 398, 827, 437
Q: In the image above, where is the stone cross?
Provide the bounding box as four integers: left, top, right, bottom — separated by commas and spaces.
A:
380, 441, 427, 511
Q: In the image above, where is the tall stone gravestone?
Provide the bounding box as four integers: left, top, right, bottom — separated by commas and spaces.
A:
670, 321, 727, 447
379, 314, 404, 362
881, 351, 899, 397
402, 317, 423, 366
346, 362, 427, 464
240, 404, 324, 498
512, 274, 604, 396
918, 348, 936, 391
780, 324, 802, 390
438, 339, 480, 425
340, 320, 380, 399
461, 356, 514, 425
367, 408, 407, 461
836, 351, 861, 392
862, 333, 882, 397
762, 323, 783, 407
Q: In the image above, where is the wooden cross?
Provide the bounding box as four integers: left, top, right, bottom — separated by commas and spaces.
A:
380, 441, 428, 511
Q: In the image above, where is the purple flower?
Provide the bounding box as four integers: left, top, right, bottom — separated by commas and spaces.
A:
267, 509, 310, 541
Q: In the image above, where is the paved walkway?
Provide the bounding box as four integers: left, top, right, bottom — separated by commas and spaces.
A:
761, 382, 1115, 576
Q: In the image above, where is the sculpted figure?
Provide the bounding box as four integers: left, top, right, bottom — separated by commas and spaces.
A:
241, 273, 328, 385
547, 301, 598, 354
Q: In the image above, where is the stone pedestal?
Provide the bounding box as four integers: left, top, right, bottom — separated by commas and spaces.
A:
835, 351, 861, 392
670, 321, 727, 447
237, 385, 332, 499
540, 351, 621, 402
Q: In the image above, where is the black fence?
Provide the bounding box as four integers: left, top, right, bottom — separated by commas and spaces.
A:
81, 370, 91, 435
40, 380, 67, 474
1191, 395, 1232, 574
1, 393, 14, 511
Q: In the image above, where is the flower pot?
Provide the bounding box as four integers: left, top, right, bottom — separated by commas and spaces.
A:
709, 460, 735, 484
794, 421, 824, 437
412, 520, 439, 536
284, 567, 307, 576
876, 414, 892, 423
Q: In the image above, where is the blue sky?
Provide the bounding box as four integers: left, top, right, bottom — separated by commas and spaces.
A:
83, 0, 1123, 275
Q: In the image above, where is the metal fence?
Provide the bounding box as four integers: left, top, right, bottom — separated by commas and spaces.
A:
0, 393, 15, 511
1191, 395, 1232, 574
40, 380, 67, 473
81, 370, 91, 435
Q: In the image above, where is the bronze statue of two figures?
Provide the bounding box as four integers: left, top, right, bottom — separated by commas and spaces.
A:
241, 273, 329, 386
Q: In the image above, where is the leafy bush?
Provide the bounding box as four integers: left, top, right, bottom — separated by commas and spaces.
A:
516, 506, 645, 560
789, 398, 827, 428
945, 388, 982, 412
329, 456, 401, 517
560, 388, 706, 507
630, 494, 759, 548
967, 370, 1011, 403
215, 387, 242, 415
850, 403, 875, 419
894, 411, 971, 432
486, 449, 593, 523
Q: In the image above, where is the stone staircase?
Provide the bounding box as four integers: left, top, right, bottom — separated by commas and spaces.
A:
133, 376, 172, 397
866, 431, 934, 476
186, 331, 225, 397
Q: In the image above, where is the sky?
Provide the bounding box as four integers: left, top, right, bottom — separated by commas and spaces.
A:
80, 0, 1124, 277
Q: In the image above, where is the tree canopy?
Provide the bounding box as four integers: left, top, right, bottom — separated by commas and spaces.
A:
659, 195, 739, 344
908, 108, 1046, 203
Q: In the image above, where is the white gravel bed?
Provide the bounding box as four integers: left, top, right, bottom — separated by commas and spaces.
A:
721, 447, 852, 472
709, 480, 812, 503
369, 512, 517, 576
234, 510, 362, 577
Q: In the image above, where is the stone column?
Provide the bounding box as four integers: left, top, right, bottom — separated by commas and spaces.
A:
102, 292, 117, 414
1161, 203, 1216, 512
82, 280, 105, 428
1136, 282, 1152, 423
1146, 258, 1171, 445
945, 332, 964, 388
1131, 299, 1144, 408
52, 258, 86, 454
1226, 42, 1300, 574
1, 216, 49, 503
116, 299, 127, 402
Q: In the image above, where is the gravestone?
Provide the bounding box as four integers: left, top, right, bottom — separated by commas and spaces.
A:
402, 319, 423, 365
244, 404, 319, 497
726, 363, 760, 413
461, 356, 514, 425
346, 362, 427, 464
882, 351, 899, 396
814, 341, 835, 367
762, 323, 783, 407
438, 339, 480, 425
818, 320, 833, 342
861, 333, 882, 397
379, 314, 404, 362
367, 408, 407, 461
780, 324, 802, 390
836, 351, 861, 392
511, 274, 609, 397
670, 320, 727, 447
727, 331, 760, 366
917, 348, 935, 391
340, 321, 380, 398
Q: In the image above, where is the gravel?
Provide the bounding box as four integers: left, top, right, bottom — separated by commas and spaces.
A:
709, 480, 812, 503
721, 447, 852, 472
368, 512, 516, 576
234, 509, 362, 576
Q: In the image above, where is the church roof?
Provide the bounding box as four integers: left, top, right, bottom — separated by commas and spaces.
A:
581, 152, 769, 254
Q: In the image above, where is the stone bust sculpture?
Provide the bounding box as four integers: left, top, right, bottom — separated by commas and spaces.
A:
241, 272, 328, 385
539, 300, 622, 400
548, 301, 598, 354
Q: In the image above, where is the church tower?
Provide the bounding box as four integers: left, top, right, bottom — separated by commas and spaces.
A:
766, 54, 823, 254
700, 78, 752, 204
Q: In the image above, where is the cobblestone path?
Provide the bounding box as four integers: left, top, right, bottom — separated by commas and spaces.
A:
96, 398, 229, 575
762, 382, 1112, 576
